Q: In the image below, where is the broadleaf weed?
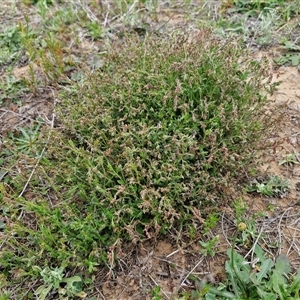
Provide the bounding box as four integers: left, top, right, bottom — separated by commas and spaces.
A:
205, 245, 300, 299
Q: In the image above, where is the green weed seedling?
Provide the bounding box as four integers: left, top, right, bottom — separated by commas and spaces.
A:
0, 25, 22, 65
18, 11, 76, 89
0, 75, 28, 105
279, 153, 300, 166
246, 175, 290, 197
233, 199, 260, 247
86, 22, 103, 40
36, 0, 53, 21
233, 199, 247, 220
12, 125, 42, 156
274, 40, 300, 69
199, 236, 219, 257
237, 219, 258, 248
205, 245, 300, 300
0, 24, 28, 104
203, 213, 220, 234
274, 52, 300, 68
33, 266, 84, 300
151, 286, 163, 300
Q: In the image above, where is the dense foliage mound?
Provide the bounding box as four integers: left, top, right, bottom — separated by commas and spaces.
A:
2, 32, 270, 272
41, 32, 269, 263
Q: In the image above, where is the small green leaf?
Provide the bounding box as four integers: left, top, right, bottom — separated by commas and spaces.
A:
226, 249, 250, 297
207, 286, 236, 299
271, 270, 287, 298
274, 56, 289, 65
0, 220, 6, 229
71, 71, 84, 81
256, 258, 274, 283
284, 41, 300, 51
254, 245, 266, 262
76, 291, 87, 298
291, 55, 300, 66
62, 275, 81, 284
35, 284, 53, 300
287, 269, 300, 295
256, 287, 278, 300
275, 254, 291, 274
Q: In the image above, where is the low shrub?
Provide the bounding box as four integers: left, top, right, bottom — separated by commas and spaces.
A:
2, 31, 272, 272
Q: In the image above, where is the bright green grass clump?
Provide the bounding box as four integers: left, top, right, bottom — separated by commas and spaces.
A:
1, 32, 271, 284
